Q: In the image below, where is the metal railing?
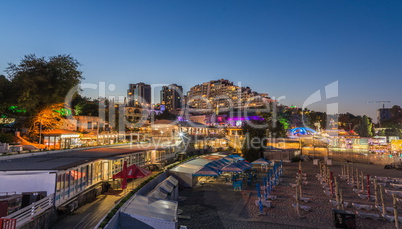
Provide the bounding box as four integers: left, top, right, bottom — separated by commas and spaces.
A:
1, 194, 54, 228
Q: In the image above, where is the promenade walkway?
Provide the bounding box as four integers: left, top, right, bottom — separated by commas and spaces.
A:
51, 172, 159, 229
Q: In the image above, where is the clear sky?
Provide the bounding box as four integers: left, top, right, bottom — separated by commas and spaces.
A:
1, 0, 402, 120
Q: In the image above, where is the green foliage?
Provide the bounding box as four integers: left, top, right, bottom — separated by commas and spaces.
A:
3, 54, 83, 131
354, 115, 373, 137
242, 119, 266, 162
0, 133, 14, 143
378, 128, 401, 138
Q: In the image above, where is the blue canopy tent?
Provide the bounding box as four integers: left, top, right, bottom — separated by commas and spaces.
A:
236, 161, 252, 170
204, 162, 223, 171
193, 166, 220, 177
251, 158, 272, 171
218, 158, 231, 165
221, 163, 245, 173
228, 154, 245, 161
251, 158, 271, 165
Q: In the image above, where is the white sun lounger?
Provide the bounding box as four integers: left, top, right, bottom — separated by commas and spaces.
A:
382, 214, 402, 223
356, 211, 380, 220
293, 195, 310, 202
329, 200, 349, 208
292, 203, 311, 211
390, 183, 402, 189
255, 199, 272, 208
375, 205, 393, 213
352, 203, 373, 211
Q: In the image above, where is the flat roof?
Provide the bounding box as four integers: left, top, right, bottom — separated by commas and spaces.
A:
121, 195, 177, 222
0, 146, 159, 171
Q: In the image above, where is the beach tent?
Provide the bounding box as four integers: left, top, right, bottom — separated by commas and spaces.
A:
251, 158, 271, 165
221, 163, 244, 173
119, 195, 178, 229
193, 166, 220, 177
236, 161, 252, 170
251, 158, 271, 171
169, 158, 211, 187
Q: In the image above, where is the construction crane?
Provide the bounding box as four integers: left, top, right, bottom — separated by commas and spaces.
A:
366, 101, 390, 109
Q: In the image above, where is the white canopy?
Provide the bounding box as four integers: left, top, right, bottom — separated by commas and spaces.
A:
120, 195, 178, 229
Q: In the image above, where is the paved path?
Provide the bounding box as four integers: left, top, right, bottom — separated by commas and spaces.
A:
51, 172, 159, 229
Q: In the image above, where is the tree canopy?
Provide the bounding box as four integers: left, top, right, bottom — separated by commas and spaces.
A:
1, 54, 83, 131
5, 54, 84, 116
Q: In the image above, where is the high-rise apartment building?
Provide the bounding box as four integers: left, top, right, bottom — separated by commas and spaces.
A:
160, 84, 183, 111
187, 79, 269, 109
127, 82, 151, 107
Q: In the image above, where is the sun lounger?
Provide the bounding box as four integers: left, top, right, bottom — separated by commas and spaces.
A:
329, 200, 349, 208
338, 175, 348, 181
302, 181, 308, 186
356, 211, 380, 220
296, 173, 307, 177
255, 199, 272, 208
267, 195, 277, 200
357, 194, 375, 200
375, 205, 393, 213
292, 203, 311, 211
382, 214, 402, 223
352, 203, 373, 211
353, 188, 362, 194
323, 190, 331, 196
293, 195, 310, 202
390, 183, 402, 189
385, 189, 402, 197
290, 183, 297, 188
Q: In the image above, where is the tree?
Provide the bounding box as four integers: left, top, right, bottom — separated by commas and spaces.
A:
5, 54, 84, 117
354, 115, 373, 137
30, 103, 66, 138
242, 119, 266, 162
4, 54, 83, 134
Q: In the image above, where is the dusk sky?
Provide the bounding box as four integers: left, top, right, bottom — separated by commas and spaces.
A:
1, 0, 401, 120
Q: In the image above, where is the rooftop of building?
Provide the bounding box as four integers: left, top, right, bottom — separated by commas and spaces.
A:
0, 145, 156, 171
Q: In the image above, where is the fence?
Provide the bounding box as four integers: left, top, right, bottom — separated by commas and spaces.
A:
0, 219, 16, 229
1, 195, 54, 228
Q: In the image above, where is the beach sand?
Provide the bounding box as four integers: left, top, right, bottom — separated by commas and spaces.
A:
177, 159, 402, 229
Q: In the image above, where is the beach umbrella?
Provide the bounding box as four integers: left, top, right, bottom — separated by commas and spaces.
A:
193, 166, 220, 177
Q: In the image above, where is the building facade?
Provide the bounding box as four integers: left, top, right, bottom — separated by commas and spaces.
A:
187, 79, 271, 109
160, 84, 183, 111
127, 83, 151, 107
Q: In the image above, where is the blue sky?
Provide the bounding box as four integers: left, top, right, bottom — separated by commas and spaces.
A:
1, 0, 402, 120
